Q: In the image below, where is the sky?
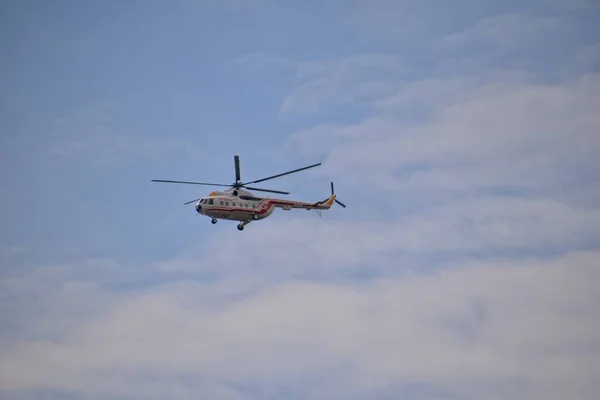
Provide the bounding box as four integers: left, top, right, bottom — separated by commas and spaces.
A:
1, 0, 600, 398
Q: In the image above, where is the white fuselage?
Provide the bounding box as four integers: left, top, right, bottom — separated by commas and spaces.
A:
196, 194, 274, 221
194, 188, 335, 222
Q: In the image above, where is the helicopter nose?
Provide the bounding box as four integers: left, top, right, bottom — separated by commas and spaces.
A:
195, 203, 202, 213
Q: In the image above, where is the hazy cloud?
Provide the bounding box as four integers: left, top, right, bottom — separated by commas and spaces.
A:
276, 54, 407, 118
286, 72, 600, 197
1, 251, 598, 399
2, 1, 599, 399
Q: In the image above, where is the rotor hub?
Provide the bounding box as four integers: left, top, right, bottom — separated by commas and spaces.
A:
151, 155, 323, 203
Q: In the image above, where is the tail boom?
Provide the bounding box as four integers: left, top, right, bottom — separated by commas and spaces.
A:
268, 195, 336, 211
270, 182, 344, 211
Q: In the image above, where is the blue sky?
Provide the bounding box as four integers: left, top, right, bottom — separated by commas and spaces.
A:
1, 0, 600, 399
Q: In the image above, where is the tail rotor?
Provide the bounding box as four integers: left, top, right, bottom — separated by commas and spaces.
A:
330, 182, 346, 208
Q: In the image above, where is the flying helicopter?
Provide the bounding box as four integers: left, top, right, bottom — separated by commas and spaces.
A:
151, 155, 346, 231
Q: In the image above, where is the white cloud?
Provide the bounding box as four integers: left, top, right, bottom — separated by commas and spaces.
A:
286, 72, 600, 199
342, 0, 454, 45
149, 194, 600, 282
437, 13, 561, 50
40, 103, 207, 169
2, 2, 599, 399
276, 54, 408, 117
0, 251, 598, 399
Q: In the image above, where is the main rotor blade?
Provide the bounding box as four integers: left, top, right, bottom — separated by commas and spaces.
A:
234, 155, 241, 183
151, 179, 231, 186
243, 186, 290, 195
335, 199, 346, 208
184, 198, 202, 205
241, 162, 322, 185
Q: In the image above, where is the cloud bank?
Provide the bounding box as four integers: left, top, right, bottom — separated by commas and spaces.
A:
1, 0, 599, 399
1, 251, 599, 399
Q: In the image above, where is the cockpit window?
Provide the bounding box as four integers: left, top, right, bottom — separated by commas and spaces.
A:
208, 198, 214, 205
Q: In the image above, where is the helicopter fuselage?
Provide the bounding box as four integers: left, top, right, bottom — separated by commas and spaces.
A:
195, 195, 274, 221
194, 188, 338, 229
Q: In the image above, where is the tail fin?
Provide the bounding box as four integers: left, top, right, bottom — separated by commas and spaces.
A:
311, 182, 346, 209
324, 182, 346, 208
323, 194, 337, 208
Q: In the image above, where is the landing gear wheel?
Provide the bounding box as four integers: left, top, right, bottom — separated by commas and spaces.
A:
252, 213, 259, 220
211, 218, 217, 224
237, 223, 244, 231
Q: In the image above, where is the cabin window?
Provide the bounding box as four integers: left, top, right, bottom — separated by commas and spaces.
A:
251, 203, 256, 209
233, 202, 236, 207
220, 201, 224, 205
226, 201, 230, 206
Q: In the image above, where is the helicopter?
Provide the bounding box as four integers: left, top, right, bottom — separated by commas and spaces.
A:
152, 155, 346, 230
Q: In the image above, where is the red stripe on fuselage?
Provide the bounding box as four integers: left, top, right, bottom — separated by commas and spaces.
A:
204, 198, 317, 215
208, 207, 254, 213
